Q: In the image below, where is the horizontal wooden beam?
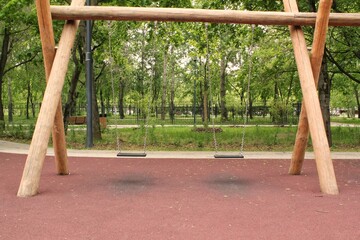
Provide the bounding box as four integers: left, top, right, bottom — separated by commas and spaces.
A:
50, 6, 360, 26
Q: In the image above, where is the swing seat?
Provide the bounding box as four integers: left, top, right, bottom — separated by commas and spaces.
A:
117, 152, 147, 157
214, 153, 244, 159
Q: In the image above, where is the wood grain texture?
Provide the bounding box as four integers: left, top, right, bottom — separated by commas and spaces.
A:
50, 6, 360, 26
17, 0, 86, 197
35, 0, 69, 175
289, 0, 333, 175
283, 0, 338, 195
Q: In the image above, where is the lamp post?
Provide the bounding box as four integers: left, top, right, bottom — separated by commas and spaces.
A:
85, 0, 93, 147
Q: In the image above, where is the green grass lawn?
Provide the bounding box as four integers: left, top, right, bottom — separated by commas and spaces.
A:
1, 115, 359, 152
330, 116, 360, 125
65, 125, 360, 152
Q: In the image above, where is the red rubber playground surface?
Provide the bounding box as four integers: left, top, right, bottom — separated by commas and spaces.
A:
1, 152, 359, 240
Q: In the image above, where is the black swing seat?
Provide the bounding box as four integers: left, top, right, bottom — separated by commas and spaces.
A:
214, 153, 244, 159
117, 152, 147, 157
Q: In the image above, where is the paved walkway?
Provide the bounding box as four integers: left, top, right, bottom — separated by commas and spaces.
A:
0, 140, 358, 159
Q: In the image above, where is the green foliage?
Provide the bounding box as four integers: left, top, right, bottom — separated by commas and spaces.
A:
0, 0, 34, 22
240, 0, 283, 11
0, 123, 34, 140
1, 0, 359, 151
0, 0, 26, 17
105, 0, 191, 7
270, 100, 292, 125
0, 120, 5, 131
332, 126, 360, 150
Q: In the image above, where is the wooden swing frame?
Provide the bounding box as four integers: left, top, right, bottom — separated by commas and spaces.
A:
17, 0, 360, 197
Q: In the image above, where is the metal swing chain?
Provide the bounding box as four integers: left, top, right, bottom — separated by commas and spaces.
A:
239, 24, 255, 155
206, 23, 219, 154
142, 21, 158, 154
142, 66, 152, 155
107, 21, 121, 152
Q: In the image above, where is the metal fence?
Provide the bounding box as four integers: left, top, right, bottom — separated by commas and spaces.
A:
3, 102, 305, 125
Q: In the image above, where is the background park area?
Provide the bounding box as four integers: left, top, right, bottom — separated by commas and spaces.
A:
0, 1, 359, 152
1, 0, 360, 239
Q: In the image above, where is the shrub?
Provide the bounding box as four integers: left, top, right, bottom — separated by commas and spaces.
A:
270, 101, 291, 125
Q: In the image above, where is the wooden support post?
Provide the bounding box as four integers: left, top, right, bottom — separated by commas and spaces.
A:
283, 0, 338, 194
289, 0, 333, 174
36, 0, 69, 175
17, 0, 85, 197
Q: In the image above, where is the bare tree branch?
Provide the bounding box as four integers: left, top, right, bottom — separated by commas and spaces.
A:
3, 53, 38, 75
94, 61, 106, 83
326, 48, 360, 84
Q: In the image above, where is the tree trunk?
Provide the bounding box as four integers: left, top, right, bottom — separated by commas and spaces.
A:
100, 89, 105, 116
354, 84, 360, 119
307, 0, 317, 12
140, 26, 146, 98
318, 56, 332, 146
306, 0, 332, 145
28, 76, 35, 118
272, 81, 279, 122
203, 51, 210, 127
31, 96, 35, 118
26, 80, 31, 119
92, 84, 101, 139
248, 93, 253, 120
63, 37, 83, 132
106, 96, 111, 114
286, 72, 295, 105
199, 81, 204, 122
7, 77, 13, 122
169, 54, 175, 124
161, 48, 168, 121
0, 26, 11, 128
220, 54, 228, 121
203, 64, 209, 127
118, 77, 126, 119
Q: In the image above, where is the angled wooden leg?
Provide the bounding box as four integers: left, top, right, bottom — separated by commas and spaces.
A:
289, 104, 309, 174
17, 0, 85, 197
283, 0, 338, 194
288, 0, 334, 175
52, 107, 68, 174
36, 0, 68, 175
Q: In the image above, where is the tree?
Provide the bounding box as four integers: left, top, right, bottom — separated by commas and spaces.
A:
0, 0, 36, 128
63, 33, 84, 132
0, 26, 10, 127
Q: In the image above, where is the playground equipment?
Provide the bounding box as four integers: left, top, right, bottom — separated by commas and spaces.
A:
106, 21, 150, 158
17, 0, 360, 197
209, 24, 255, 159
